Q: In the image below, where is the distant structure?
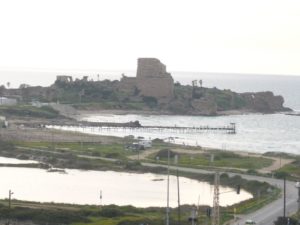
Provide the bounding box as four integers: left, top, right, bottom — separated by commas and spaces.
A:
136, 58, 174, 98
120, 58, 174, 99
56, 76, 73, 83
0, 116, 8, 128
0, 97, 17, 106
56, 76, 92, 83
82, 76, 88, 82
19, 83, 31, 89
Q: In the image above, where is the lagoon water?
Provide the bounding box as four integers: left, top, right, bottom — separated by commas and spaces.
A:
0, 156, 37, 164
0, 166, 252, 207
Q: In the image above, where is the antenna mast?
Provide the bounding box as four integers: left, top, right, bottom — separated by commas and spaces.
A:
166, 149, 170, 225
100, 190, 102, 207
212, 172, 220, 225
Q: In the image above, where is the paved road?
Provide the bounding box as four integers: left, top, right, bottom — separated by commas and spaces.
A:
142, 162, 299, 225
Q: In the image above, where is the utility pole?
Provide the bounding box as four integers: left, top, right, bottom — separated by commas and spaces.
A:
166, 148, 170, 225
51, 124, 55, 150
8, 190, 14, 209
283, 177, 286, 219
188, 206, 198, 225
100, 190, 102, 208
192, 80, 198, 98
79, 89, 85, 104
296, 182, 300, 210
212, 172, 220, 225
176, 156, 181, 225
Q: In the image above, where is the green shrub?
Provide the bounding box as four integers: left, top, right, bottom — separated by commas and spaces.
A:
0, 141, 15, 150
274, 171, 289, 179
99, 206, 124, 217
142, 96, 158, 108
0, 207, 89, 225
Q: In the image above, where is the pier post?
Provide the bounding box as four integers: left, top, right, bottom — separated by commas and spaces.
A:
8, 190, 13, 209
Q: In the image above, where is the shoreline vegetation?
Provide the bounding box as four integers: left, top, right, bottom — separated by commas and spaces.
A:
0, 196, 280, 225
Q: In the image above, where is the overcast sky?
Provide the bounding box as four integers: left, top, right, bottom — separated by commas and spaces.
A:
0, 0, 300, 76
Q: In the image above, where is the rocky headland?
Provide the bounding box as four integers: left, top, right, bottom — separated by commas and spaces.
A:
0, 58, 291, 116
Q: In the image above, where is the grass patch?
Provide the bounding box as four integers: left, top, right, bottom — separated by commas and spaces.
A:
15, 141, 135, 160
229, 187, 280, 214
263, 151, 298, 159
0, 105, 62, 119
274, 159, 300, 180
151, 149, 273, 170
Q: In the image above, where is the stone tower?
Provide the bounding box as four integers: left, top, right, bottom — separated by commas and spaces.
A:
136, 58, 174, 99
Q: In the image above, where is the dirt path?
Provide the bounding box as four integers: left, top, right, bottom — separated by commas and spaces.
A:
234, 151, 294, 173
257, 156, 293, 173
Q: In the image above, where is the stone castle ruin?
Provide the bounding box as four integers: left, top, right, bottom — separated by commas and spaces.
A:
120, 58, 174, 99
55, 59, 174, 101
56, 76, 73, 83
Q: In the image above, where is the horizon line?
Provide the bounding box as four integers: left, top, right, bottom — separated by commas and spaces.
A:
0, 66, 300, 78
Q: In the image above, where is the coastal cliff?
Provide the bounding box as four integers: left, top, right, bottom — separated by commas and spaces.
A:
166, 85, 290, 115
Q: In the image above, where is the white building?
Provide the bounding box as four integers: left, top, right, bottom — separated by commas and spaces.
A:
0, 97, 17, 105
138, 140, 152, 148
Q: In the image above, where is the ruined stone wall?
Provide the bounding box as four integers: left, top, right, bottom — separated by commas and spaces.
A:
137, 76, 173, 98
119, 77, 137, 95
137, 58, 167, 78
136, 58, 174, 98
56, 76, 73, 83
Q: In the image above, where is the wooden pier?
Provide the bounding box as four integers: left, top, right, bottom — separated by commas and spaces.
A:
50, 121, 236, 134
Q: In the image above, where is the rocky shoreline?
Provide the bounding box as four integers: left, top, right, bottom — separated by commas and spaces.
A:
76, 107, 290, 119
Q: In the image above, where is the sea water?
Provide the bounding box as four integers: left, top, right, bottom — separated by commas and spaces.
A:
57, 112, 300, 154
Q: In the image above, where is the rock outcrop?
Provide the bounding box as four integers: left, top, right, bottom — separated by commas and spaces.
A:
190, 98, 218, 116
241, 91, 290, 113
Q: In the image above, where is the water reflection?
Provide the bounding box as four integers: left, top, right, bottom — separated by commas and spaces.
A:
0, 156, 38, 164
0, 167, 252, 207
